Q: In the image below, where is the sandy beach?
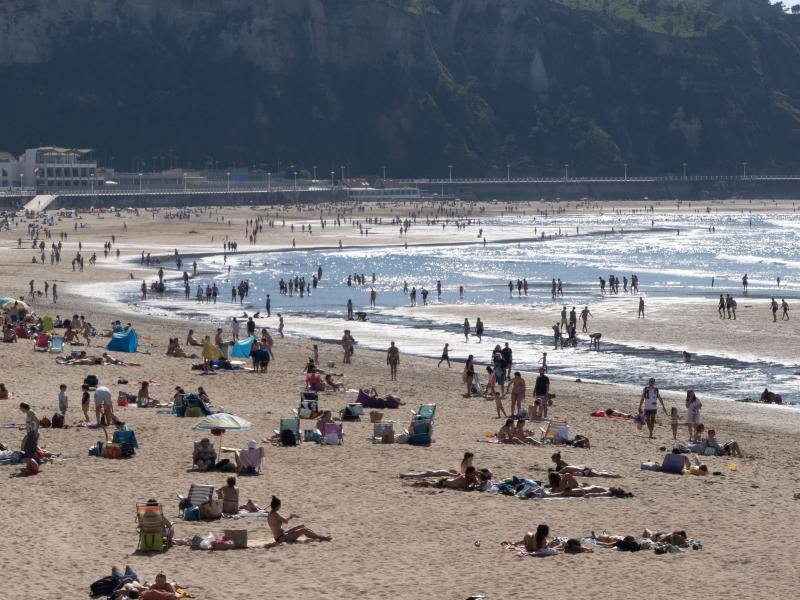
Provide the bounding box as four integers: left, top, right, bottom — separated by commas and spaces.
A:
1, 201, 799, 600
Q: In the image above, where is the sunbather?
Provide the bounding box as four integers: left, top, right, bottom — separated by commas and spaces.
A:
193, 438, 217, 472
400, 452, 474, 479
496, 418, 515, 442
550, 452, 620, 477
267, 495, 332, 543
409, 466, 480, 489
217, 477, 240, 515
546, 472, 632, 498
704, 428, 744, 458
502, 523, 559, 552
186, 329, 202, 347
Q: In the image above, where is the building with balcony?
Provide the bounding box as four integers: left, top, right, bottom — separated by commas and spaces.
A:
18, 147, 98, 191
0, 152, 19, 189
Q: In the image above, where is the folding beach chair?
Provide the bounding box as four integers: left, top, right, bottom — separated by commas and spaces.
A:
274, 417, 301, 445
113, 429, 139, 449
184, 483, 215, 508
34, 332, 50, 351
412, 404, 437, 422
320, 422, 343, 445
373, 421, 394, 442
407, 420, 433, 446
539, 419, 568, 444
297, 391, 319, 418
48, 334, 64, 353
136, 502, 171, 552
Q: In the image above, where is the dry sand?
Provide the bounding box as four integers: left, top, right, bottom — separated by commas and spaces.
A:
1, 202, 799, 600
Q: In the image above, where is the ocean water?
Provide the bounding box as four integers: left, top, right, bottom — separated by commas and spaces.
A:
112, 211, 800, 405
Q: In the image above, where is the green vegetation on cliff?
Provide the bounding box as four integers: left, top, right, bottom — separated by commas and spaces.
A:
0, 0, 798, 177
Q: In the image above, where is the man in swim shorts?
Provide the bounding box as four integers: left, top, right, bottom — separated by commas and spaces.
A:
638, 378, 667, 439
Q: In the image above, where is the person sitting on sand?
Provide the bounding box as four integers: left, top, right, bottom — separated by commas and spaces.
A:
217, 476, 240, 515
2, 324, 17, 343
193, 438, 217, 472
197, 386, 211, 405
511, 419, 541, 445
0, 383, 10, 399
546, 472, 632, 498
315, 410, 334, 432
324, 373, 344, 391
267, 495, 332, 543
400, 452, 474, 479
186, 329, 202, 347
137, 381, 157, 406
550, 452, 620, 477
166, 338, 197, 359
496, 418, 515, 442
704, 428, 744, 458
306, 370, 325, 391
410, 466, 480, 489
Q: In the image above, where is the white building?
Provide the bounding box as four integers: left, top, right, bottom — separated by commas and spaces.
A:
0, 152, 19, 189
18, 147, 98, 191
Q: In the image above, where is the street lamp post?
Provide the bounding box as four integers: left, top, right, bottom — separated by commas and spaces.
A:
331, 171, 335, 187
682, 162, 687, 178
294, 171, 298, 191
183, 173, 187, 192
448, 164, 453, 182
267, 172, 271, 192
226, 171, 230, 191
340, 165, 346, 182
313, 165, 317, 181
139, 173, 143, 192
564, 163, 569, 180
506, 164, 510, 181
382, 165, 386, 181
742, 162, 748, 178
624, 163, 628, 180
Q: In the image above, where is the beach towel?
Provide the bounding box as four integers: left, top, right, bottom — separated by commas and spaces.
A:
107, 328, 138, 353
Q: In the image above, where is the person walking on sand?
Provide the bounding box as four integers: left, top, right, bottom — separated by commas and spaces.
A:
781, 298, 790, 320
638, 297, 645, 318
438, 343, 451, 368
638, 378, 668, 439
463, 318, 470, 342
718, 294, 725, 318
277, 313, 284, 338
580, 306, 592, 332
770, 298, 779, 322
386, 341, 400, 381
475, 318, 484, 342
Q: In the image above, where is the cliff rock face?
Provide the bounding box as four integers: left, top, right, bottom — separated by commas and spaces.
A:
1, 0, 799, 176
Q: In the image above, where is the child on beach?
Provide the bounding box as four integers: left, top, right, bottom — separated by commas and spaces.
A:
634, 409, 645, 432
538, 352, 548, 372
493, 390, 508, 419
58, 384, 68, 415
81, 384, 91, 422
670, 407, 681, 440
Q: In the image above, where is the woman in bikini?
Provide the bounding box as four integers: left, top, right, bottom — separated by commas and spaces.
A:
550, 452, 620, 477
400, 452, 473, 479
267, 496, 331, 543
546, 472, 632, 498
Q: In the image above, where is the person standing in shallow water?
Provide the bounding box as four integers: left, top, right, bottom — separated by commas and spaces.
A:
463, 318, 470, 342
475, 318, 484, 342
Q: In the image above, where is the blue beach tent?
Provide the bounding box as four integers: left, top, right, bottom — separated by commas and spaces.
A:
229, 336, 255, 359
107, 328, 138, 353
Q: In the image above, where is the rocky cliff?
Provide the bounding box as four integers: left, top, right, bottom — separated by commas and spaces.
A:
1, 0, 799, 177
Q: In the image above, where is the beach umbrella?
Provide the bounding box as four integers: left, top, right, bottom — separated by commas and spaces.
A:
0, 297, 15, 305
2, 299, 30, 311
192, 413, 253, 432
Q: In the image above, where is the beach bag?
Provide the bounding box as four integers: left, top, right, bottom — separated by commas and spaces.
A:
90, 575, 118, 596
572, 435, 590, 449
121, 443, 135, 458
341, 405, 360, 422
183, 506, 200, 521
616, 536, 641, 552
199, 499, 223, 520
51, 412, 64, 429
280, 429, 297, 446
